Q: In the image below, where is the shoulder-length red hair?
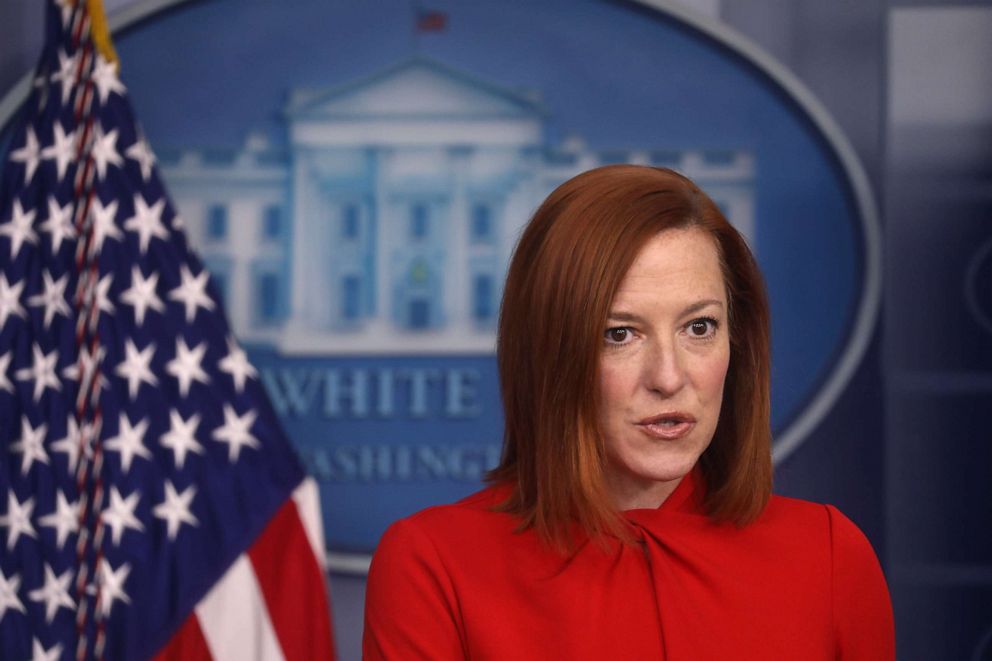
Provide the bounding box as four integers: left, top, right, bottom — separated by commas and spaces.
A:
488, 165, 772, 549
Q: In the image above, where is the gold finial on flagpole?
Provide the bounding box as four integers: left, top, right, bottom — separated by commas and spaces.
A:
86, 0, 119, 68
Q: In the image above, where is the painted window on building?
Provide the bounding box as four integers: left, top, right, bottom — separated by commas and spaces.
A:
703, 149, 736, 166
211, 272, 228, 306
650, 150, 681, 166
207, 204, 227, 240
343, 204, 360, 240
410, 204, 429, 239
342, 275, 361, 320
409, 299, 430, 329
258, 272, 279, 322
470, 204, 492, 244
264, 205, 282, 240
203, 256, 231, 308
473, 274, 493, 321
598, 150, 628, 164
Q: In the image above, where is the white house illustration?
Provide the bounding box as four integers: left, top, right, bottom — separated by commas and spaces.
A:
159, 57, 754, 354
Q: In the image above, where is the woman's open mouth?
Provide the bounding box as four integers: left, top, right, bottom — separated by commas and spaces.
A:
636, 412, 697, 440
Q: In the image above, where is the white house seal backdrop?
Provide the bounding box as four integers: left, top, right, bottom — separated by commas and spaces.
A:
0, 0, 878, 568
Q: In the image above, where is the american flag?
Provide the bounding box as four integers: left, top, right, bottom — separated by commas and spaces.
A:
0, 1, 335, 659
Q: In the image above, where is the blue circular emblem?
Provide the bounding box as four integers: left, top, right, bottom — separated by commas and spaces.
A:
0, 0, 880, 567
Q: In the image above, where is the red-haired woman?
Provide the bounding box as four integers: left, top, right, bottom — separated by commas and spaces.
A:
363, 165, 894, 660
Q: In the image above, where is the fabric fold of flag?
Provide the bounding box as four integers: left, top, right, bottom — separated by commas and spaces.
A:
0, 1, 336, 659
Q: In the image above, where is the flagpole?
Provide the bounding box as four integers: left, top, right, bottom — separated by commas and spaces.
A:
60, 1, 121, 656
84, 0, 118, 68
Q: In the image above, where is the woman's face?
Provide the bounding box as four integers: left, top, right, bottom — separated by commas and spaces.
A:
598, 228, 730, 510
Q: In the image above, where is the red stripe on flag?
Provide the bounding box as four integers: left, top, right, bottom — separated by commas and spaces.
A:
153, 611, 214, 661
249, 498, 336, 660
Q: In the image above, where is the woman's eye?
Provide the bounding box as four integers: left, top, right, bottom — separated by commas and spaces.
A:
686, 318, 718, 338
605, 327, 633, 345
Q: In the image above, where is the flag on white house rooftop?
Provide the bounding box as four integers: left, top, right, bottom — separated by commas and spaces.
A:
0, 1, 335, 658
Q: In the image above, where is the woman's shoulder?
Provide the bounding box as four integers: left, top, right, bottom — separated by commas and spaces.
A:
762, 493, 866, 531
365, 486, 517, 658
758, 494, 881, 565
374, 484, 517, 559
400, 483, 511, 526
760, 496, 894, 655
773, 496, 885, 582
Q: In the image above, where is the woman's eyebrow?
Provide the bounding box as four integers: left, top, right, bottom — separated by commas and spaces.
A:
681, 299, 725, 316
606, 311, 646, 323
607, 299, 724, 323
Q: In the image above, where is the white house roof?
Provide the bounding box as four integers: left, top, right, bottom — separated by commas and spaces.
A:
285, 56, 548, 120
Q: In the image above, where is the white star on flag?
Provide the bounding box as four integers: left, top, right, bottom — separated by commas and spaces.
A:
0, 492, 37, 550
0, 351, 13, 393
1, 199, 39, 259
114, 338, 158, 399
50, 48, 78, 104
40, 120, 75, 182
50, 416, 94, 474
125, 135, 156, 182
160, 409, 204, 469
91, 54, 126, 104
101, 486, 144, 547
9, 418, 49, 475
89, 197, 123, 254
165, 337, 210, 397
168, 264, 215, 323
27, 271, 70, 330
0, 570, 26, 622
15, 343, 61, 402
93, 559, 131, 618
94, 272, 116, 316
120, 266, 164, 326
61, 343, 108, 393
153, 481, 199, 541
39, 197, 76, 252
27, 564, 74, 623
212, 404, 260, 462
54, 0, 75, 27
30, 638, 63, 661
10, 126, 41, 184
123, 193, 168, 254
0, 274, 26, 328
38, 490, 79, 550
90, 126, 123, 180
104, 412, 152, 473
218, 335, 258, 393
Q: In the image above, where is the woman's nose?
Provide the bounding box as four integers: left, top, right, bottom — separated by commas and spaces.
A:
643, 340, 687, 396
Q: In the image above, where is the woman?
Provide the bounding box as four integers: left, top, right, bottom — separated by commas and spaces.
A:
363, 165, 894, 659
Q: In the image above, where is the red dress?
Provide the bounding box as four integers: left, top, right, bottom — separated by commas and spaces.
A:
363, 469, 895, 660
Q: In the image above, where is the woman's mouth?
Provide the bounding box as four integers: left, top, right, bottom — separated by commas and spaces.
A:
636, 413, 697, 440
